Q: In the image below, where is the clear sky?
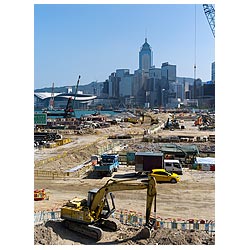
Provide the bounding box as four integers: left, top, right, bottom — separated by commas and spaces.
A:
34, 3, 215, 89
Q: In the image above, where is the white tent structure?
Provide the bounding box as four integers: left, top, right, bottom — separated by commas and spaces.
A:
194, 157, 215, 171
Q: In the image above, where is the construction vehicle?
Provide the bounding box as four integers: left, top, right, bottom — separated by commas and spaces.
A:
60, 176, 157, 241
44, 75, 81, 118
48, 82, 55, 111
124, 117, 139, 124
203, 4, 215, 38
135, 152, 164, 174
92, 154, 119, 176
135, 152, 183, 175
140, 113, 159, 125
194, 114, 215, 130
34, 189, 49, 201
194, 116, 203, 126
163, 113, 181, 130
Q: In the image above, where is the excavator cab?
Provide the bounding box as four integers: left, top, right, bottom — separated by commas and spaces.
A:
87, 189, 116, 219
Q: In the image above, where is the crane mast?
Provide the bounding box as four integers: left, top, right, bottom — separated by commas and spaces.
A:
48, 82, 55, 110
203, 4, 215, 38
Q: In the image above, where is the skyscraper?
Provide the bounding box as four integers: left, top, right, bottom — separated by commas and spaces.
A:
211, 62, 215, 84
139, 38, 153, 73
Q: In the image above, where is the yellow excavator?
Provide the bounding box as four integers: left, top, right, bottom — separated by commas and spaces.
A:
140, 113, 159, 125
60, 176, 157, 241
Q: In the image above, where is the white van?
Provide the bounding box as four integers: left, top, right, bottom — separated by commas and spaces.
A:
164, 159, 183, 175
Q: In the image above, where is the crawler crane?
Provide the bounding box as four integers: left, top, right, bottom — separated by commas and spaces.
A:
60, 176, 157, 241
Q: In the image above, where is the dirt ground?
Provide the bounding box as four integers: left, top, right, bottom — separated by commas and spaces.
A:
34, 166, 215, 221
34, 222, 215, 245
34, 111, 215, 245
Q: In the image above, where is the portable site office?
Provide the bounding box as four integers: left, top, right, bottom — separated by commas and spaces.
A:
160, 144, 199, 166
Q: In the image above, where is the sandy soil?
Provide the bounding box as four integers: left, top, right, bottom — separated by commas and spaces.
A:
34, 222, 215, 245
34, 166, 215, 221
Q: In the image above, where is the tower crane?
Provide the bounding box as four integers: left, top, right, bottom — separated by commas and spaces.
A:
203, 4, 215, 38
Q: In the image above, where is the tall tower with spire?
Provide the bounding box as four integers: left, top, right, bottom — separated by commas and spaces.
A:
139, 38, 153, 73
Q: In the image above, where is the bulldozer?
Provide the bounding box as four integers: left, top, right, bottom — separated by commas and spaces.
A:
60, 176, 157, 241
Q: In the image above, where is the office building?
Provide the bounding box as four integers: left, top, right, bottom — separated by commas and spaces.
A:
211, 62, 215, 84
139, 38, 153, 73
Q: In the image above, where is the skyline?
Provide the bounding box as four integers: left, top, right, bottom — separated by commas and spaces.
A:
34, 4, 215, 89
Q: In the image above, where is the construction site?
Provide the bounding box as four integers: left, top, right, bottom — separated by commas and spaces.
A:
33, 5, 216, 244
34, 109, 215, 245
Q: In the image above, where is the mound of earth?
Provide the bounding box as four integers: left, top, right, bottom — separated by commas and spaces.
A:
119, 227, 215, 245
34, 221, 215, 245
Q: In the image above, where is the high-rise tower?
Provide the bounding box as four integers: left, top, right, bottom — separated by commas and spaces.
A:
139, 38, 153, 73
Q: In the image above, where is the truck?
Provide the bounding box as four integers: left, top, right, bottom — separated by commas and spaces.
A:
92, 154, 119, 176
164, 159, 183, 175
135, 152, 164, 174
135, 152, 183, 175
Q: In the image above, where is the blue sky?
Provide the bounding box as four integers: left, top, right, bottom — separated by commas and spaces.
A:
34, 4, 215, 89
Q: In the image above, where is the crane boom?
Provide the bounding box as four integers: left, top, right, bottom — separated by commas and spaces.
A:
203, 4, 215, 38
72, 75, 81, 111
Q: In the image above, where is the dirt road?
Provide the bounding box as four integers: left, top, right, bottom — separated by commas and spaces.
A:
34, 165, 215, 221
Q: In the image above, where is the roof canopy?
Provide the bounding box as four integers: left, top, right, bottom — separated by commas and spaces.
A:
195, 157, 215, 165
160, 144, 199, 155
34, 92, 96, 102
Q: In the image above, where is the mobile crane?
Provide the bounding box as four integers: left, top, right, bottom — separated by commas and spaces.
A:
44, 75, 81, 118
60, 176, 157, 241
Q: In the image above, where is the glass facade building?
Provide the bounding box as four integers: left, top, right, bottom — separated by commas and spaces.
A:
139, 38, 153, 73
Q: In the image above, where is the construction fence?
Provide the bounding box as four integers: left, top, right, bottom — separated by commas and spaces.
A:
34, 209, 215, 234
34, 168, 87, 179
34, 210, 61, 225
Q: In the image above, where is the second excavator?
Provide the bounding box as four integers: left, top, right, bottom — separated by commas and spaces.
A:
60, 176, 157, 241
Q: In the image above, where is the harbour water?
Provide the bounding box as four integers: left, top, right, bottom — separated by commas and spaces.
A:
34, 110, 120, 119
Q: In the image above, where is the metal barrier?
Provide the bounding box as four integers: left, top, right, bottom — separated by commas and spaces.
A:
34, 170, 69, 179
113, 210, 215, 234
34, 209, 215, 234
34, 210, 61, 225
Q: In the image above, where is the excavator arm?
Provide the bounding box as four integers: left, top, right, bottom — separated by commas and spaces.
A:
90, 176, 157, 225
61, 176, 157, 241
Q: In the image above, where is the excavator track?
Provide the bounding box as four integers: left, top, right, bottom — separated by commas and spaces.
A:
99, 218, 121, 231
63, 220, 103, 241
